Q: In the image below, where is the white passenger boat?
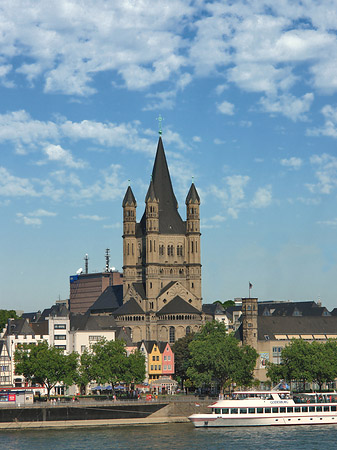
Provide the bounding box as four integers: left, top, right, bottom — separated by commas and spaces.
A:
189, 390, 337, 427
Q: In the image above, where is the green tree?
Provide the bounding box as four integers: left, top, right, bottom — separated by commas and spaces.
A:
213, 300, 235, 310
186, 321, 258, 392
0, 310, 20, 330
14, 341, 78, 399
75, 349, 95, 395
311, 340, 337, 391
124, 350, 146, 385
90, 339, 129, 387
172, 333, 195, 388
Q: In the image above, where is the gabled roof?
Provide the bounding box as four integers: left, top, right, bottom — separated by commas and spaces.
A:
140, 137, 185, 234
122, 185, 137, 207
5, 319, 34, 336
157, 281, 177, 298
116, 327, 134, 347
138, 340, 157, 353
186, 183, 200, 204
145, 179, 157, 202
157, 296, 202, 315
87, 285, 123, 314
70, 314, 117, 331
158, 341, 171, 353
258, 301, 329, 317
31, 321, 48, 336
112, 298, 145, 316
257, 316, 337, 339
202, 303, 225, 316
133, 283, 146, 300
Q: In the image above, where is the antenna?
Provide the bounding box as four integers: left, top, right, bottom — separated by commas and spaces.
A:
105, 248, 110, 272
84, 254, 89, 274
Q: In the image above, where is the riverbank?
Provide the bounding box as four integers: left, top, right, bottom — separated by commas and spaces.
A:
0, 398, 209, 430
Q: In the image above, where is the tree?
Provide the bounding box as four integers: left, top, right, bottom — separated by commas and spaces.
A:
0, 310, 19, 330
172, 332, 195, 388
14, 341, 78, 399
213, 300, 235, 310
186, 321, 258, 392
124, 350, 146, 386
74, 349, 95, 395
90, 339, 129, 387
311, 340, 337, 391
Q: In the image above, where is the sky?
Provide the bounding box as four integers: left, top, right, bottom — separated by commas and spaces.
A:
2, 0, 337, 313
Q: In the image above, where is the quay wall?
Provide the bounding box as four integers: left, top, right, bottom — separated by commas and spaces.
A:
0, 398, 211, 429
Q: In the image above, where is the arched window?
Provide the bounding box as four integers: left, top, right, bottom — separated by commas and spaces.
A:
186, 326, 191, 335
169, 327, 175, 343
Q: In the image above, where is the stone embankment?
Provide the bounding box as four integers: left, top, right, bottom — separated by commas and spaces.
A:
0, 397, 211, 430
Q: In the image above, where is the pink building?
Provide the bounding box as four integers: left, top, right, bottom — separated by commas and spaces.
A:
160, 342, 174, 376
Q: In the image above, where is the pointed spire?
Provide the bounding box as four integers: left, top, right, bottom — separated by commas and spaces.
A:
122, 185, 137, 207
186, 182, 200, 205
141, 137, 185, 234
145, 179, 157, 202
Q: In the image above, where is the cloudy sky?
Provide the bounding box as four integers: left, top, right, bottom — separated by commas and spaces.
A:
2, 0, 337, 312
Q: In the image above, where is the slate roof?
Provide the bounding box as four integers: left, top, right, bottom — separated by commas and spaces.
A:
70, 314, 117, 331
112, 298, 145, 316
140, 137, 185, 235
157, 281, 177, 298
31, 321, 48, 336
38, 303, 69, 322
186, 183, 200, 204
202, 303, 225, 315
138, 340, 157, 353
122, 185, 137, 206
133, 283, 146, 300
235, 316, 337, 341
116, 327, 134, 346
157, 296, 202, 315
145, 179, 157, 202
87, 285, 123, 314
258, 301, 330, 317
5, 318, 34, 336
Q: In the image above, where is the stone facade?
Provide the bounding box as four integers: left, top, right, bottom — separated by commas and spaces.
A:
114, 137, 209, 342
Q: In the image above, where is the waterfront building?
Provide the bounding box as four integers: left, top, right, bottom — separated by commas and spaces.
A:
138, 340, 174, 384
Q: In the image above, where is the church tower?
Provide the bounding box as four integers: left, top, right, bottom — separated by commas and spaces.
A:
120, 136, 204, 342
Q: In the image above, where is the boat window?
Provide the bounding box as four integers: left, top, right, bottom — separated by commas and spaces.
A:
301, 407, 308, 413
287, 407, 293, 413
294, 407, 300, 413
240, 408, 247, 414
331, 406, 337, 412
316, 406, 322, 412
222, 408, 229, 414
257, 408, 263, 413
231, 408, 238, 414
309, 406, 315, 413
272, 407, 279, 413
215, 408, 221, 414
264, 408, 271, 413
324, 406, 330, 412
248, 408, 255, 414
280, 407, 286, 413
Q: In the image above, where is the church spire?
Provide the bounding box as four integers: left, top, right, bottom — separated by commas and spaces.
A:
141, 137, 184, 234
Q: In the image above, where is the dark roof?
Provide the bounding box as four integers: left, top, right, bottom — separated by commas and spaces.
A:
70, 314, 117, 331
113, 298, 145, 316
31, 321, 48, 336
88, 285, 123, 314
5, 319, 34, 336
116, 327, 134, 346
138, 340, 168, 353
202, 303, 225, 315
133, 283, 146, 300
38, 303, 69, 321
157, 296, 202, 315
157, 281, 177, 297
145, 179, 157, 202
257, 316, 337, 340
258, 301, 330, 317
140, 137, 185, 234
186, 183, 200, 204
122, 185, 137, 207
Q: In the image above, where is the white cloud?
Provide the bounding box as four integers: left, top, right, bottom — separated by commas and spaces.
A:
280, 157, 303, 170
193, 136, 202, 143
76, 214, 106, 221
307, 153, 337, 194
217, 100, 235, 115
260, 93, 314, 121
16, 209, 56, 226
308, 105, 337, 138
317, 218, 337, 227
0, 167, 38, 197
42, 144, 87, 169
251, 186, 272, 208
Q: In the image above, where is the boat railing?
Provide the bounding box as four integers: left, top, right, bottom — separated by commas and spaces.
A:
293, 394, 337, 404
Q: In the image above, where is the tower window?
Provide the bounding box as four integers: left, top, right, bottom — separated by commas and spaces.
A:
169, 327, 175, 343
191, 241, 194, 253
168, 245, 174, 256
159, 245, 164, 255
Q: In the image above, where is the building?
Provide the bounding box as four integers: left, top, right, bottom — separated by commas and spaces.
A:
237, 297, 337, 382
112, 136, 211, 343
70, 270, 123, 314
138, 340, 175, 384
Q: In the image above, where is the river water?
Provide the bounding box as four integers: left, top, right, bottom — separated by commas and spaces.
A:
1, 423, 336, 450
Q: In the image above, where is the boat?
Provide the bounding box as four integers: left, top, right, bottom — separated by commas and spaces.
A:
189, 390, 337, 427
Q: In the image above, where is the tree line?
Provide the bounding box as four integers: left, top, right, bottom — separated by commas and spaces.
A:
267, 339, 337, 391
173, 321, 259, 392
14, 339, 145, 398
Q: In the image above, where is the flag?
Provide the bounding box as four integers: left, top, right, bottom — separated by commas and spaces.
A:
249, 282, 253, 289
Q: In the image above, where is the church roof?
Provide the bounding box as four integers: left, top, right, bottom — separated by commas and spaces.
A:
113, 298, 145, 316
157, 281, 177, 297
141, 137, 185, 234
87, 285, 123, 314
122, 185, 137, 206
70, 314, 117, 331
186, 183, 200, 204
145, 179, 157, 202
133, 282, 146, 299
157, 296, 202, 315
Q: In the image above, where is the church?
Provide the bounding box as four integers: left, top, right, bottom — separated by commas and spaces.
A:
112, 136, 210, 342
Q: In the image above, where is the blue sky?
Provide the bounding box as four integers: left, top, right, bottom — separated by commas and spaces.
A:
2, 0, 337, 312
